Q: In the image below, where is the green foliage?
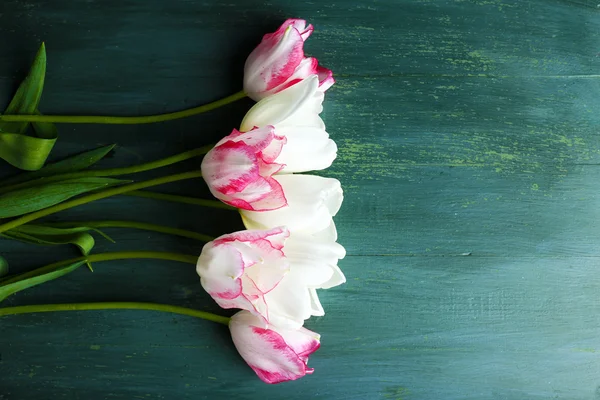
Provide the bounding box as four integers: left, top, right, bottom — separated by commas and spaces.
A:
0, 144, 116, 187
0, 261, 86, 302
0, 43, 58, 171
0, 177, 129, 218
0, 256, 8, 277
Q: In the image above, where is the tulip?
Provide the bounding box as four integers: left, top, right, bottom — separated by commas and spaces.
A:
244, 19, 334, 100
196, 227, 346, 328
229, 310, 321, 384
240, 174, 343, 240
201, 85, 340, 211
241, 75, 337, 173
200, 125, 288, 211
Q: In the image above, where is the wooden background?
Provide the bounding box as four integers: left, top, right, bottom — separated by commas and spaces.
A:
1, 0, 600, 399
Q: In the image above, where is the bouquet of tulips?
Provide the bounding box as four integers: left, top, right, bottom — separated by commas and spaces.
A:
0, 19, 344, 384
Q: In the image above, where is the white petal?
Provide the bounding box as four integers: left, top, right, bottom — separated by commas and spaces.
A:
241, 76, 321, 131
312, 219, 338, 241
275, 126, 338, 173
263, 277, 313, 327
267, 312, 304, 330
241, 175, 343, 235
308, 288, 324, 316
284, 234, 345, 287
230, 309, 267, 329
197, 242, 248, 282
287, 233, 346, 259
319, 264, 346, 289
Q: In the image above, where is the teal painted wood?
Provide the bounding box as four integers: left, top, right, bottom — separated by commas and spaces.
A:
2, 0, 600, 399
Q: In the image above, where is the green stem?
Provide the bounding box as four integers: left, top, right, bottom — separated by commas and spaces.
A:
0, 251, 199, 286
0, 302, 230, 325
124, 190, 235, 210
0, 146, 212, 195
0, 171, 203, 234
0, 91, 247, 125
43, 220, 214, 242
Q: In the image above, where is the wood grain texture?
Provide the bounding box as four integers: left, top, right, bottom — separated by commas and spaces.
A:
2, 0, 600, 399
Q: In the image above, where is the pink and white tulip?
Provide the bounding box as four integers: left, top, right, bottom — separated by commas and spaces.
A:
229, 310, 321, 384
241, 75, 337, 173
200, 125, 288, 211
244, 19, 334, 101
240, 174, 343, 240
196, 227, 346, 328
201, 81, 339, 211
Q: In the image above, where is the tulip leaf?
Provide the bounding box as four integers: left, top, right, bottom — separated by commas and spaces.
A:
0, 225, 114, 273
0, 260, 86, 302
10, 224, 114, 242
0, 127, 57, 171
3, 224, 114, 250
0, 43, 59, 171
0, 43, 47, 135
1, 226, 97, 271
0, 177, 129, 218
0, 144, 116, 187
0, 256, 8, 278
1, 229, 95, 254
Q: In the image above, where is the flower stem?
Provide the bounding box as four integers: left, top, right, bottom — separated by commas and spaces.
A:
0, 91, 247, 125
124, 190, 234, 210
42, 220, 215, 242
0, 146, 212, 194
0, 250, 198, 285
0, 302, 230, 325
0, 171, 203, 234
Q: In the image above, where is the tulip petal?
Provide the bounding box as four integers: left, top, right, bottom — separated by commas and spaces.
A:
308, 288, 325, 316
311, 219, 339, 241
214, 226, 289, 250
277, 324, 321, 360
229, 175, 287, 211
284, 234, 346, 287
241, 77, 334, 173
198, 243, 248, 296
229, 311, 319, 384
262, 276, 314, 328
319, 264, 347, 289
275, 126, 337, 173
197, 228, 290, 315
317, 65, 335, 91
220, 126, 286, 163
240, 175, 343, 235
283, 19, 314, 41
269, 57, 318, 94
241, 75, 323, 132
201, 127, 288, 211
243, 19, 334, 100
244, 23, 305, 97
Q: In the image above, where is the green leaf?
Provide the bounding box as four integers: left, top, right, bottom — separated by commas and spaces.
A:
0, 256, 8, 278
0, 43, 47, 135
2, 227, 95, 271
4, 226, 96, 253
0, 44, 59, 171
0, 177, 129, 218
0, 128, 57, 171
1, 225, 115, 271
0, 144, 116, 187
11, 224, 112, 240
0, 260, 86, 302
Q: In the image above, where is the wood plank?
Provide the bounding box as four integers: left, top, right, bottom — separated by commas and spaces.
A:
3, 255, 600, 399
1, 0, 600, 398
